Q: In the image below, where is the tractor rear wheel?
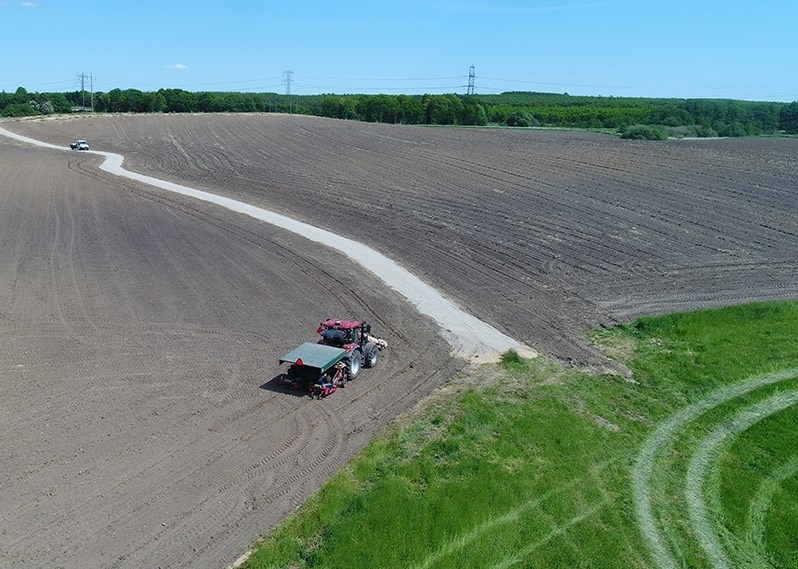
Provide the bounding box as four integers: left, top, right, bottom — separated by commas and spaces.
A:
347, 350, 363, 379
363, 342, 379, 368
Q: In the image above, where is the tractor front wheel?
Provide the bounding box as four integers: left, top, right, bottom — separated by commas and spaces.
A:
347, 350, 363, 379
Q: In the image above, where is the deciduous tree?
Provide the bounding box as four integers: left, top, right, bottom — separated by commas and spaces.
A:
780, 101, 798, 133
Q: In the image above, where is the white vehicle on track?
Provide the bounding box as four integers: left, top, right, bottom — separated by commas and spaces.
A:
69, 139, 90, 150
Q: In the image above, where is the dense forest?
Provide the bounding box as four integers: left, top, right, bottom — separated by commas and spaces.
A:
2, 85, 797, 137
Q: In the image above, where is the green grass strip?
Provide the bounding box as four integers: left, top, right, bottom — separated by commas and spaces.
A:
242, 301, 798, 569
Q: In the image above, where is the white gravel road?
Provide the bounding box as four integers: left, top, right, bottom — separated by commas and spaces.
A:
0, 126, 534, 361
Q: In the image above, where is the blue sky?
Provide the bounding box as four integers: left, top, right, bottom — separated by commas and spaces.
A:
1, 0, 796, 101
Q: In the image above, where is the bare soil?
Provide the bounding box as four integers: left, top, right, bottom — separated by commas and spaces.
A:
11, 115, 798, 364
2, 114, 797, 567
0, 134, 459, 568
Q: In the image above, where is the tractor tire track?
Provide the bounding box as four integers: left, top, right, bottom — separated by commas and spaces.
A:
11, 114, 796, 366
490, 499, 609, 569
685, 388, 798, 569
632, 369, 798, 569
0, 125, 532, 361
745, 455, 798, 564
415, 459, 617, 569
12, 115, 798, 365
3, 115, 798, 568
0, 133, 461, 569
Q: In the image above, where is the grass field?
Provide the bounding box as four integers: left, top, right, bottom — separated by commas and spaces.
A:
241, 301, 798, 569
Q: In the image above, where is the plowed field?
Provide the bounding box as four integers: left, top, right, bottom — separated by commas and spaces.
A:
0, 134, 458, 568
2, 114, 797, 568
9, 114, 798, 363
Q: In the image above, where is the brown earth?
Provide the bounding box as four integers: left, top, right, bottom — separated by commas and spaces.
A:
9, 114, 798, 362
2, 114, 797, 567
0, 134, 460, 568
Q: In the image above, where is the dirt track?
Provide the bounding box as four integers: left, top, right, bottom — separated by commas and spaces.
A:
2, 115, 797, 568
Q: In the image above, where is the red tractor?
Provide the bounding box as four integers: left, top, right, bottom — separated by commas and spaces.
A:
317, 319, 386, 377
279, 319, 387, 398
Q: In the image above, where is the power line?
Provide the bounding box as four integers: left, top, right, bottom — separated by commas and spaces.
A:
239, 83, 285, 92
479, 75, 798, 93
300, 74, 465, 82
2, 79, 75, 90
293, 83, 466, 93
187, 75, 284, 87
7, 70, 792, 100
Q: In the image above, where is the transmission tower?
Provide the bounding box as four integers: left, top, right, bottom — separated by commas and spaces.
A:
467, 65, 475, 95
78, 71, 86, 109
77, 71, 96, 111
282, 69, 294, 113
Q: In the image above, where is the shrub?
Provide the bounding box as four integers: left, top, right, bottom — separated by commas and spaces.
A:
620, 124, 668, 140
727, 121, 748, 137
665, 125, 693, 139
1, 103, 39, 117
505, 110, 537, 127
693, 124, 718, 138
499, 349, 531, 373
665, 125, 720, 139
779, 101, 798, 134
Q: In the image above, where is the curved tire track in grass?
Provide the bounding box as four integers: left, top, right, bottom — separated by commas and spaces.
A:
414, 461, 615, 569
685, 388, 798, 569
632, 369, 798, 569
0, 126, 533, 361
746, 455, 798, 565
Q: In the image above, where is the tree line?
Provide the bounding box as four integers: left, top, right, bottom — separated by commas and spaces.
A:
2, 85, 797, 137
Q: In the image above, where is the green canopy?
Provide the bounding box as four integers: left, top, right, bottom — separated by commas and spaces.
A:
279, 342, 348, 373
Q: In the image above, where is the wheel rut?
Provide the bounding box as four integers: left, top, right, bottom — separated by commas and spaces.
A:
0, 125, 533, 362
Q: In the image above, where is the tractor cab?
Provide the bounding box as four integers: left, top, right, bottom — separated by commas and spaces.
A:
317, 319, 371, 348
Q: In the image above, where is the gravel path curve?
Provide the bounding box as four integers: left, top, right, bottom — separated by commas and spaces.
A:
0, 125, 534, 361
